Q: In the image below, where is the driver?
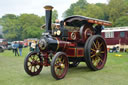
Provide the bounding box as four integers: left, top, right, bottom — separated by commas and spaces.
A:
55, 19, 60, 29
53, 19, 61, 36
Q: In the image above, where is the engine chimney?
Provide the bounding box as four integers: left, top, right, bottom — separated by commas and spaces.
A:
44, 5, 53, 33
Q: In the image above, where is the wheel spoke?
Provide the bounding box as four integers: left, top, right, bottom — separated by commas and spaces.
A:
96, 40, 99, 47
91, 48, 96, 52
35, 66, 38, 70
92, 59, 97, 66
97, 55, 103, 62
98, 43, 103, 48
93, 41, 97, 49
28, 57, 33, 62
30, 65, 32, 71
62, 59, 65, 63
100, 51, 105, 54
59, 69, 62, 75
34, 66, 36, 72
30, 55, 34, 61
91, 53, 96, 58
27, 59, 32, 63
28, 63, 32, 67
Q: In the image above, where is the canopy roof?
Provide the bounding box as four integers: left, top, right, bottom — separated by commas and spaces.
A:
64, 16, 112, 27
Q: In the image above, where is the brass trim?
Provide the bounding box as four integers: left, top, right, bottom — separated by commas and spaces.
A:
44, 5, 53, 10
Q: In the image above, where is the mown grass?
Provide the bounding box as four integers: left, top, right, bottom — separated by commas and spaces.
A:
0, 48, 128, 85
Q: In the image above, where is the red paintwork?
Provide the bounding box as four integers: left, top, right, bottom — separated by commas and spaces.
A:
77, 48, 84, 57
66, 48, 76, 57
65, 48, 84, 57
42, 53, 51, 66
102, 31, 128, 45
67, 32, 80, 41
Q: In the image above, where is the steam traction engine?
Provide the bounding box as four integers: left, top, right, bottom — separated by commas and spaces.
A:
24, 5, 112, 80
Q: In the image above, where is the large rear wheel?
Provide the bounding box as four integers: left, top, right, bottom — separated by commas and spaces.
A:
84, 35, 107, 71
51, 52, 69, 80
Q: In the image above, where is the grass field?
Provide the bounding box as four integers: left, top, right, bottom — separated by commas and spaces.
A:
0, 48, 128, 85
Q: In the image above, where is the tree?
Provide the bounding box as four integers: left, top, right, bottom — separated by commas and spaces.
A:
84, 4, 104, 19
108, 0, 128, 22
1, 14, 19, 41
114, 16, 128, 26
18, 14, 44, 39
63, 0, 88, 18
2, 14, 17, 19
63, 0, 128, 27
52, 10, 58, 23
1, 14, 45, 41
95, 3, 109, 20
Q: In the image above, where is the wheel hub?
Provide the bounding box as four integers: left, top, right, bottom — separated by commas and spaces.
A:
60, 63, 65, 69
31, 61, 37, 66
96, 50, 100, 55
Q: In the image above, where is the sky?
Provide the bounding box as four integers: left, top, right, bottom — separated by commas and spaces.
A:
0, 0, 108, 20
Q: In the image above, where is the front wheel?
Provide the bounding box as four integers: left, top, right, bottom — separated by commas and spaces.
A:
51, 52, 69, 80
24, 51, 43, 76
84, 35, 107, 71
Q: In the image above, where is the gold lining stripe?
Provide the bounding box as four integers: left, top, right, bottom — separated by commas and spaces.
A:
77, 48, 84, 57
56, 38, 59, 51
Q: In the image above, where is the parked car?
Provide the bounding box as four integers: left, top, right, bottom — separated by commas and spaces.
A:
0, 46, 4, 52
7, 42, 13, 50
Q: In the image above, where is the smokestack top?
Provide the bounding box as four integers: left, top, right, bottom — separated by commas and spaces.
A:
44, 5, 53, 10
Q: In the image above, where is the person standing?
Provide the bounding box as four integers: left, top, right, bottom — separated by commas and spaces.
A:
31, 41, 36, 51
12, 42, 15, 53
19, 42, 23, 56
13, 42, 19, 56
29, 42, 32, 51
35, 41, 39, 52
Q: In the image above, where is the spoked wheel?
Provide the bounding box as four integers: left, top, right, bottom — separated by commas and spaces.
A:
84, 35, 107, 71
51, 52, 69, 80
24, 51, 43, 76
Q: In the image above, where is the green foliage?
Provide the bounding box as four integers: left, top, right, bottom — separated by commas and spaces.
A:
85, 4, 105, 19
63, 0, 128, 27
18, 14, 44, 39
1, 14, 19, 41
108, 0, 128, 22
63, 0, 88, 18
114, 16, 128, 26
0, 14, 45, 41
52, 10, 58, 23
0, 10, 59, 41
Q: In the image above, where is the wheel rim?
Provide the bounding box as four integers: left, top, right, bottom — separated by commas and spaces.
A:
90, 37, 107, 69
54, 54, 68, 78
26, 53, 42, 74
